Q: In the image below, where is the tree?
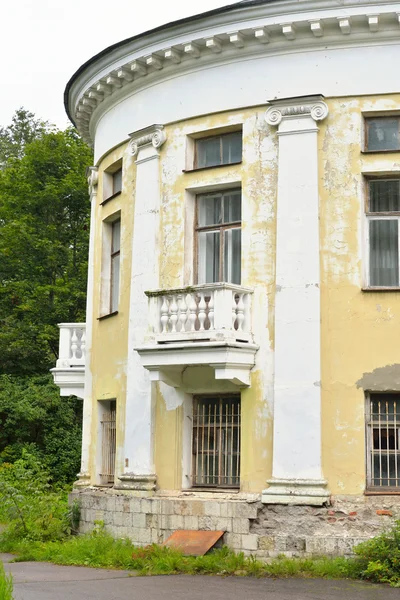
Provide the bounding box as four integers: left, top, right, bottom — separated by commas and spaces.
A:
0, 123, 93, 375
0, 108, 51, 167
0, 374, 83, 483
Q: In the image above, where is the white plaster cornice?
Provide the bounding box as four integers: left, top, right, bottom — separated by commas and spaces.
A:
265, 96, 329, 126
68, 2, 400, 144
128, 124, 167, 157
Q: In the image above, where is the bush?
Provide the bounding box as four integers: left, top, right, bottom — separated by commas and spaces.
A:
354, 520, 400, 586
0, 451, 72, 544
0, 374, 82, 483
0, 561, 13, 600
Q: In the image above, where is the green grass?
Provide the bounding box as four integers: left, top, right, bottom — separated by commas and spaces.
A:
0, 561, 13, 600
0, 530, 364, 580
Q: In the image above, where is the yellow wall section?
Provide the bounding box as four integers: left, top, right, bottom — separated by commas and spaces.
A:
91, 96, 400, 495
320, 95, 400, 495
90, 142, 135, 483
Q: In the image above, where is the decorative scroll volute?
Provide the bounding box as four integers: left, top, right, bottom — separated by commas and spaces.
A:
128, 125, 167, 157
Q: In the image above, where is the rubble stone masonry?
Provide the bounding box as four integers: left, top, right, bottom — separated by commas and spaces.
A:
70, 490, 400, 558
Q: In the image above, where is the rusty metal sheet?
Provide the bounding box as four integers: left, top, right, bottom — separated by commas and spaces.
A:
163, 530, 224, 556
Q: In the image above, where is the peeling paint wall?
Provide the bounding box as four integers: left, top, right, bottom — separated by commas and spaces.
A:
90, 141, 135, 484
90, 95, 400, 497
320, 95, 400, 495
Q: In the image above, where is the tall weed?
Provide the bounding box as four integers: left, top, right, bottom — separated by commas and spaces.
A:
0, 562, 13, 600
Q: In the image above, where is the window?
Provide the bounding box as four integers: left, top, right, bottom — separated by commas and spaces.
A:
365, 118, 400, 152
102, 161, 123, 203
110, 219, 121, 313
366, 394, 400, 490
195, 131, 242, 169
192, 395, 240, 488
99, 400, 116, 485
367, 179, 400, 287
196, 189, 241, 284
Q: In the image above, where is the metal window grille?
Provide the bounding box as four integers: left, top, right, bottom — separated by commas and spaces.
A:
192, 395, 240, 488
366, 394, 400, 489
100, 401, 116, 485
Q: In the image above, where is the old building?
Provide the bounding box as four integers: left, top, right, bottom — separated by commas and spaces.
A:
52, 0, 400, 557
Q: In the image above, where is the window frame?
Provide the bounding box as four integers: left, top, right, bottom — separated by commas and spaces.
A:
365, 177, 400, 289
192, 394, 241, 490
364, 117, 400, 153
99, 212, 121, 320
98, 399, 117, 486
194, 188, 242, 285
193, 131, 242, 170
110, 219, 121, 314
101, 160, 123, 205
365, 392, 400, 493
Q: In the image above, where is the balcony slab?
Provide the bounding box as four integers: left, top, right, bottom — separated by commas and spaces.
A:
135, 341, 258, 387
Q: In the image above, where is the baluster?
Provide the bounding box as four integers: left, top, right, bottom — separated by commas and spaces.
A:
170, 294, 178, 333
198, 293, 207, 331
80, 329, 86, 359
236, 293, 245, 332
160, 296, 169, 333
178, 294, 188, 332
70, 328, 78, 360
188, 293, 197, 331
207, 292, 214, 331
232, 293, 238, 330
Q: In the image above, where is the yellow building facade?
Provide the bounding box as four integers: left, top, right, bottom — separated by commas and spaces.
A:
52, 1, 400, 556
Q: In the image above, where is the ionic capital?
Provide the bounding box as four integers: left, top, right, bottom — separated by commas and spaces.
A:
265, 95, 328, 127
128, 124, 167, 157
86, 166, 98, 196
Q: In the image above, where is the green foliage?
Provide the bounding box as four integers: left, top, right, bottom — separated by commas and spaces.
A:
354, 520, 400, 586
0, 452, 72, 543
0, 528, 362, 581
0, 561, 13, 600
0, 108, 51, 167
0, 112, 93, 375
0, 374, 82, 483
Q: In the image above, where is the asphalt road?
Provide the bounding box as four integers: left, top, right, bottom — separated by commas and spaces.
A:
2, 553, 398, 600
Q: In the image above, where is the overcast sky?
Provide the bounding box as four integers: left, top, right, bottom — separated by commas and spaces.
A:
1, 0, 235, 130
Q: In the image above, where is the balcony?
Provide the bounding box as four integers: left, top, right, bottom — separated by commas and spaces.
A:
51, 323, 86, 399
136, 284, 258, 387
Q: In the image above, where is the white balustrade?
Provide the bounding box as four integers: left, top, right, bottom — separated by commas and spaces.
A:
146, 284, 253, 343
56, 323, 86, 367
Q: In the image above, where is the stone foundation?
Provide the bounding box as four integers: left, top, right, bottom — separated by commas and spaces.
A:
70, 489, 400, 558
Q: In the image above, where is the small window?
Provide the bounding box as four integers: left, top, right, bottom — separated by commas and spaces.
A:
367, 179, 400, 287
195, 132, 242, 169
99, 400, 116, 485
112, 168, 122, 195
110, 219, 121, 313
196, 189, 241, 284
365, 118, 400, 152
192, 395, 240, 488
102, 161, 123, 203
366, 394, 400, 490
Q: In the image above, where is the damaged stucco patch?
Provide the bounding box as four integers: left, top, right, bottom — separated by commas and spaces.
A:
357, 364, 400, 391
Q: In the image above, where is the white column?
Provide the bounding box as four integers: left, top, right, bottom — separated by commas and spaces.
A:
115, 125, 166, 492
75, 166, 98, 487
262, 97, 330, 505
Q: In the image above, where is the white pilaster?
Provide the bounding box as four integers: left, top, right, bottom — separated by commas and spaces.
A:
115, 125, 166, 492
262, 97, 330, 506
75, 167, 98, 488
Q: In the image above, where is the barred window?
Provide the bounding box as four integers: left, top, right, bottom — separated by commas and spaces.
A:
99, 400, 116, 485
192, 395, 240, 488
366, 394, 400, 490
